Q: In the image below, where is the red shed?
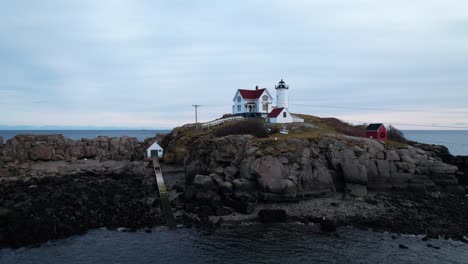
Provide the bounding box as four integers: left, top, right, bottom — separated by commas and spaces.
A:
366, 123, 388, 141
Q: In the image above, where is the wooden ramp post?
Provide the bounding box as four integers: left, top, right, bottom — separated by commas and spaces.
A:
152, 158, 177, 229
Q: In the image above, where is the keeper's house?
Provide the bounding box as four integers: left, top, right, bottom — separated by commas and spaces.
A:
232, 86, 273, 118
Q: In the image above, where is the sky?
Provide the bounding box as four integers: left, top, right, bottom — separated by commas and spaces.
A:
1, 0, 467, 130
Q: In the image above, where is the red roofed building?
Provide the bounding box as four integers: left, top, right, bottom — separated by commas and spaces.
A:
266, 107, 293, 123
365, 123, 388, 141
232, 79, 304, 123
232, 86, 273, 117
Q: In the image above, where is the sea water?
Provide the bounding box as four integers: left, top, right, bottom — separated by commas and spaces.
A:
1, 226, 467, 264
0, 130, 169, 142
403, 130, 468, 156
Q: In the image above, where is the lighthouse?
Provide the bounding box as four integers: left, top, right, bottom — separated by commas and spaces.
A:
275, 79, 289, 109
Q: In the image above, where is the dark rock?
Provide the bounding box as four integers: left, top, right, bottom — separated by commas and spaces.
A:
258, 209, 288, 223
224, 166, 239, 180
219, 181, 233, 196
399, 244, 409, 249
342, 160, 368, 185
183, 186, 196, 201
215, 206, 233, 216
320, 218, 337, 232
364, 197, 378, 205
444, 185, 466, 196
198, 205, 214, 218
345, 183, 367, 197
225, 198, 256, 214
427, 244, 440, 249
195, 190, 218, 204
171, 197, 185, 209
431, 174, 458, 186
239, 157, 256, 179
252, 156, 285, 194
232, 178, 257, 193
193, 174, 216, 190
173, 183, 185, 193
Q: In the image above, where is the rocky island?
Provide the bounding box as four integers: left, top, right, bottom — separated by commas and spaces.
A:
1, 115, 467, 248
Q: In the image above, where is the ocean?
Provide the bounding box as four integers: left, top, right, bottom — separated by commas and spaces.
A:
1, 130, 467, 156
1, 226, 467, 264
403, 130, 468, 156
0, 130, 170, 142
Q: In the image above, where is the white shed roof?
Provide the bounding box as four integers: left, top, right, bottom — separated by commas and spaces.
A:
147, 142, 163, 150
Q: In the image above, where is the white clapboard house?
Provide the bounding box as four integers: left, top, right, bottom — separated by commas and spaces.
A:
232, 79, 304, 124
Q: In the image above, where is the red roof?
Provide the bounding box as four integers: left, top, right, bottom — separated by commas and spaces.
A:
267, 107, 284, 118
238, 88, 266, 99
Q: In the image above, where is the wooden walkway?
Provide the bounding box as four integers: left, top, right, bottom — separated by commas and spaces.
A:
152, 158, 177, 229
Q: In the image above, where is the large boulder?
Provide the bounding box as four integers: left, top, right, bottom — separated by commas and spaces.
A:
345, 183, 367, 197
431, 174, 459, 186
386, 150, 400, 161
212, 136, 245, 165
342, 160, 367, 185
252, 156, 287, 194
239, 156, 256, 179
224, 166, 239, 180
29, 144, 54, 161
193, 174, 216, 190
258, 209, 288, 223
430, 162, 458, 175
298, 160, 335, 195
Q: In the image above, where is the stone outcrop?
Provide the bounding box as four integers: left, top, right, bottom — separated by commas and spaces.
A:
0, 135, 149, 178
1, 134, 145, 163
180, 133, 465, 215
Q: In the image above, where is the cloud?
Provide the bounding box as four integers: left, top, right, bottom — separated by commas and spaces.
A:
0, 0, 467, 129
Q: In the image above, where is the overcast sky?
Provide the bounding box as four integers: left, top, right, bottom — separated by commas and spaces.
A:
1, 0, 467, 129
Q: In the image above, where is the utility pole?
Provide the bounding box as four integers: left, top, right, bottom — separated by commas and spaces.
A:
192, 104, 201, 124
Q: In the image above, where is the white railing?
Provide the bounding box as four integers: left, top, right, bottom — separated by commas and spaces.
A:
201, 116, 244, 129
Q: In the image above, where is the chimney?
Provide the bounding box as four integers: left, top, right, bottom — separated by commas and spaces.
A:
255, 85, 258, 90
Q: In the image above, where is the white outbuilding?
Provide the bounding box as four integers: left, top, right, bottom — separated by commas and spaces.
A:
267, 107, 293, 123
146, 142, 164, 160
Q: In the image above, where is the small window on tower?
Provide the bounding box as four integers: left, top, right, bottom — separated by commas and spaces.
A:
283, 112, 287, 118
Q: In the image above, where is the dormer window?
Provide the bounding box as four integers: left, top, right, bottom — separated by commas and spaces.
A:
237, 96, 241, 102
262, 95, 268, 101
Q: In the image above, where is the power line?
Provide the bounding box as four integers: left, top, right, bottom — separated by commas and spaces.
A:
341, 119, 468, 129
292, 103, 468, 115
408, 140, 468, 146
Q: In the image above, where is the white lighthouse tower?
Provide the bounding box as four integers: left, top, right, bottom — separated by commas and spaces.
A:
275, 79, 289, 109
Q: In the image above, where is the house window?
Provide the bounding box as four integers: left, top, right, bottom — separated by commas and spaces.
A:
262, 104, 268, 111
283, 112, 287, 118
262, 95, 268, 101
237, 96, 241, 103
237, 105, 241, 112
